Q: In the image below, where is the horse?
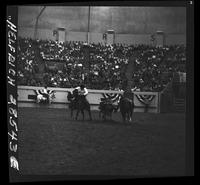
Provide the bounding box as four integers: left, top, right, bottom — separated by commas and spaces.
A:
67, 89, 92, 121
99, 98, 118, 121
67, 91, 76, 118
116, 94, 134, 123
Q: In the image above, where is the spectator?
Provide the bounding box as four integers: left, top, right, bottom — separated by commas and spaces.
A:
17, 37, 186, 92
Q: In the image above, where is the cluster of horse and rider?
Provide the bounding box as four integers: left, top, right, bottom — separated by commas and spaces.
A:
39, 83, 134, 122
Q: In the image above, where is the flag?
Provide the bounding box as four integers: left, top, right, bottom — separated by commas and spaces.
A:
34, 89, 55, 103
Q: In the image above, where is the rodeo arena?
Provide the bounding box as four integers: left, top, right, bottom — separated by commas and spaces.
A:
17, 6, 186, 177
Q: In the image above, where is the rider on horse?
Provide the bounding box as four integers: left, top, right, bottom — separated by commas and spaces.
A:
74, 84, 89, 105
72, 84, 92, 120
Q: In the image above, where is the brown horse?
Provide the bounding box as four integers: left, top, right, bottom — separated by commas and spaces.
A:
115, 94, 134, 123
67, 89, 92, 121
67, 91, 76, 118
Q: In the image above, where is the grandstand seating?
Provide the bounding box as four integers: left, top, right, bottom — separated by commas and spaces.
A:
17, 37, 186, 92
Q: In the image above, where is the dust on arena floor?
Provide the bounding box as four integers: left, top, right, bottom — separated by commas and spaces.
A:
18, 107, 185, 176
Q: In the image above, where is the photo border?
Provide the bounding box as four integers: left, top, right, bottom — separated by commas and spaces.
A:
6, 0, 194, 182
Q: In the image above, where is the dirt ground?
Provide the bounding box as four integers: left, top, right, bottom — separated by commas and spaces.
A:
17, 107, 185, 177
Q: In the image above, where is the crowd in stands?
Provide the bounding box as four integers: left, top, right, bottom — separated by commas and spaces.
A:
17, 37, 186, 92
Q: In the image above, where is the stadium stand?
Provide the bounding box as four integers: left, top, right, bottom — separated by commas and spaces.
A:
17, 37, 186, 92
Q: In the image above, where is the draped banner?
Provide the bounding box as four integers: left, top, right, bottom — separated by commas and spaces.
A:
135, 94, 155, 105
102, 93, 122, 103
28, 89, 56, 103
35, 89, 55, 97
36, 89, 55, 101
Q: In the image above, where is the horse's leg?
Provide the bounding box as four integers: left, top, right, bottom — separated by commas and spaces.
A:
89, 110, 92, 121
104, 114, 106, 121
71, 108, 73, 119
99, 111, 103, 120
85, 102, 92, 121
129, 108, 133, 122
81, 109, 84, 121
76, 109, 80, 120
121, 112, 125, 122
99, 111, 101, 119
124, 113, 127, 122
131, 104, 134, 122
126, 111, 129, 122
128, 112, 132, 122
129, 113, 132, 122
87, 107, 92, 121
109, 112, 112, 120
123, 115, 125, 122
101, 110, 104, 120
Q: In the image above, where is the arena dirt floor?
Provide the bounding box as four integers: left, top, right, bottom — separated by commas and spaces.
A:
18, 107, 186, 177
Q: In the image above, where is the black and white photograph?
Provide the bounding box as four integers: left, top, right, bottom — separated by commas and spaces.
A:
6, 1, 194, 182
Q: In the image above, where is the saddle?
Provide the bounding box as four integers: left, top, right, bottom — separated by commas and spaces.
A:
123, 91, 133, 100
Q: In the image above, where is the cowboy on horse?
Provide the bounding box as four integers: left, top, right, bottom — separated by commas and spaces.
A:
118, 88, 135, 122
67, 83, 92, 120
74, 84, 89, 106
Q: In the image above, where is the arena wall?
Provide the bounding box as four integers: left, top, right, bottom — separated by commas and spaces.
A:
17, 86, 160, 113
18, 27, 186, 46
